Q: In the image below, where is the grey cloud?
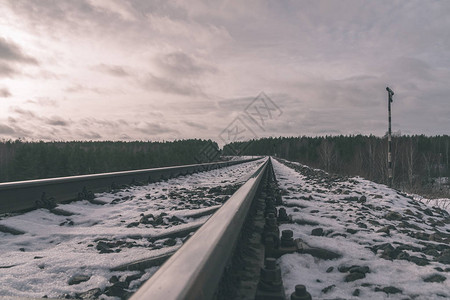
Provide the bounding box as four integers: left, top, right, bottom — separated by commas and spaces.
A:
388, 57, 435, 81
0, 121, 33, 138
142, 51, 218, 97
79, 118, 129, 129
92, 64, 130, 77
77, 131, 102, 140
26, 98, 59, 107
118, 134, 132, 140
46, 116, 69, 126
65, 84, 105, 94
182, 120, 207, 130
10, 107, 69, 128
0, 87, 11, 98
2, 1, 450, 141
10, 107, 37, 118
156, 51, 216, 77
0, 37, 38, 64
136, 122, 178, 135
217, 96, 255, 111
0, 124, 15, 134
0, 62, 18, 77
143, 73, 203, 96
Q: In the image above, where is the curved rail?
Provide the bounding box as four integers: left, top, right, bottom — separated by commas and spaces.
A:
130, 157, 270, 300
0, 158, 261, 214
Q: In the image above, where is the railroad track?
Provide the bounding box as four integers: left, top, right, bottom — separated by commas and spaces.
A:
0, 156, 311, 300
3, 157, 448, 299
1, 157, 295, 299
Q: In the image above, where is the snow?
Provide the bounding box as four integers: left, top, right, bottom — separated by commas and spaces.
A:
413, 195, 450, 213
272, 158, 450, 299
0, 159, 264, 298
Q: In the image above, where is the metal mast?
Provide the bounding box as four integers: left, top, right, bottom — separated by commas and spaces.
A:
386, 87, 394, 187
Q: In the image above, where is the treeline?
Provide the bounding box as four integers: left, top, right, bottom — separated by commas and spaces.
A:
0, 139, 218, 183
223, 135, 450, 196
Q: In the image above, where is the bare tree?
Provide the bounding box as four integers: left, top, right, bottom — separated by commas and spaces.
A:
319, 139, 336, 172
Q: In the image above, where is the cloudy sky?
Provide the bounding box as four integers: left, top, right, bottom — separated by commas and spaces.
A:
0, 0, 449, 145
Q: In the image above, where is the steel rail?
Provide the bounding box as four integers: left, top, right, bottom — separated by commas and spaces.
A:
0, 158, 261, 214
130, 157, 270, 300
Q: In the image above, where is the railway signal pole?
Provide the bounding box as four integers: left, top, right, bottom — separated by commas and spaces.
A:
386, 87, 394, 187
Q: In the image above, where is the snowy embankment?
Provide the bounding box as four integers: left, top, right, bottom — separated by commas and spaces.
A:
273, 158, 450, 299
0, 159, 264, 298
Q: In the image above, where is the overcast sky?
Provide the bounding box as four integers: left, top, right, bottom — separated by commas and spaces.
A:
0, 0, 449, 145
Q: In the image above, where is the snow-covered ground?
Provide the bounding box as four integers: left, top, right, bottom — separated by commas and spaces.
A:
413, 195, 450, 213
222, 155, 262, 161
273, 158, 450, 299
0, 159, 264, 298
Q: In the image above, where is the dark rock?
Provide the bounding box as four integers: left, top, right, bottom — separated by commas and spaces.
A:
413, 232, 430, 241
295, 219, 319, 226
311, 228, 324, 236
326, 267, 334, 273
368, 219, 381, 226
399, 221, 423, 231
96, 241, 114, 254
385, 211, 402, 221
338, 265, 351, 273
437, 250, 450, 264
139, 215, 152, 224
163, 238, 177, 246
151, 214, 165, 226
344, 196, 359, 202
404, 209, 415, 216
409, 256, 429, 266
358, 196, 367, 203
423, 208, 433, 216
382, 286, 402, 294
345, 272, 365, 282
50, 208, 75, 216
105, 282, 130, 298
127, 222, 140, 228
76, 288, 101, 299
425, 249, 440, 257
68, 275, 90, 285
169, 215, 184, 224
125, 272, 144, 284
0, 225, 25, 235
396, 251, 410, 260
346, 228, 358, 234
349, 266, 370, 274
376, 226, 391, 234
423, 274, 446, 283
357, 222, 368, 229
322, 285, 335, 294
352, 289, 360, 296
